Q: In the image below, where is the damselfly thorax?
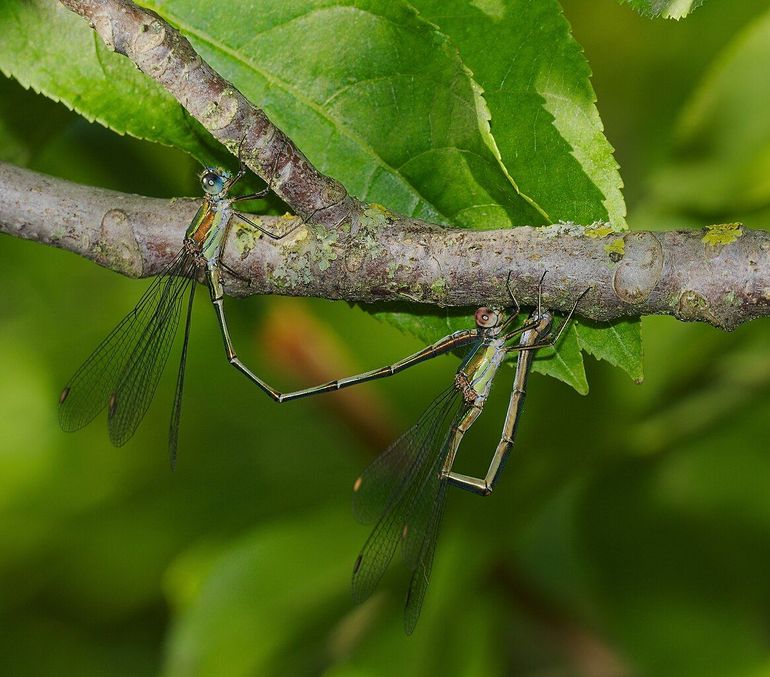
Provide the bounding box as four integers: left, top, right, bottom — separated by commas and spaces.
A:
454, 337, 508, 404
183, 173, 237, 267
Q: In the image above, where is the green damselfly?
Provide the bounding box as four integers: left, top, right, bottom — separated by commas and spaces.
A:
351, 275, 588, 633
59, 164, 307, 465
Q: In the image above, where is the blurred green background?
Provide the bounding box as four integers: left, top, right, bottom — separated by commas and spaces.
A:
3, 1, 770, 675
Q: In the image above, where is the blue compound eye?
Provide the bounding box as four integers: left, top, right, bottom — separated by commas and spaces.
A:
201, 170, 226, 195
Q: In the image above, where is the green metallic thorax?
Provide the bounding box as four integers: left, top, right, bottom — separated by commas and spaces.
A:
185, 198, 232, 265
457, 338, 507, 400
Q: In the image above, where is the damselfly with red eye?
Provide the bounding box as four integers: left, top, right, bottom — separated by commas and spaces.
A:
351, 275, 589, 633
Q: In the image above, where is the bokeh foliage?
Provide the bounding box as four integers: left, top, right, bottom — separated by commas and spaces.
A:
1, 0, 770, 675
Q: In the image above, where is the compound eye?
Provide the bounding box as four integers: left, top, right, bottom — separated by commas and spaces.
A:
201, 170, 225, 195
474, 307, 497, 328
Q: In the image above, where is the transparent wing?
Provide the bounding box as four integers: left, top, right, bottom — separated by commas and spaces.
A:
351, 387, 462, 605
403, 479, 449, 635
107, 257, 197, 447
59, 251, 197, 446
399, 403, 473, 634
352, 387, 457, 524
168, 281, 196, 470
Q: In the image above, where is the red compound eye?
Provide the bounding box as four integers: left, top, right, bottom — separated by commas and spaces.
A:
475, 307, 497, 328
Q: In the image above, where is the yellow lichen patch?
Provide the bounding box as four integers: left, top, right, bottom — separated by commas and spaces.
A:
290, 227, 309, 244
233, 223, 261, 256
703, 223, 744, 247
234, 214, 307, 257
386, 261, 402, 279
585, 223, 618, 239
430, 277, 448, 298
361, 203, 392, 229
604, 238, 625, 261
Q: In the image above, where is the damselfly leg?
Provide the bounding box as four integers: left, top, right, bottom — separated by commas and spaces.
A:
447, 285, 591, 495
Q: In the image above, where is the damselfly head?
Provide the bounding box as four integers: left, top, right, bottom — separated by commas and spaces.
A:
474, 306, 500, 329
200, 168, 229, 196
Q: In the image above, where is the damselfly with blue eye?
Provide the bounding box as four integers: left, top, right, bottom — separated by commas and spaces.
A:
350, 275, 589, 634
58, 158, 353, 465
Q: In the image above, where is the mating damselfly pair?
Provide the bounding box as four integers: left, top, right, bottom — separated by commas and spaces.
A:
58, 164, 588, 633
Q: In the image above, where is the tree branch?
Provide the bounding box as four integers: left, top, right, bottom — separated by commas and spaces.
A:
3, 161, 769, 330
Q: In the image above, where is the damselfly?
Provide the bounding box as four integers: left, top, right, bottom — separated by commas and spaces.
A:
59, 163, 309, 465
351, 275, 588, 633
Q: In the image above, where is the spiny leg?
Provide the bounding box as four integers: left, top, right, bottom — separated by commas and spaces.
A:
548, 286, 590, 344
233, 193, 347, 241
440, 403, 486, 494
500, 317, 541, 343
229, 142, 279, 203
228, 134, 355, 242
206, 263, 478, 402
232, 211, 305, 241
496, 270, 543, 338
536, 270, 547, 316
505, 270, 520, 317
504, 285, 590, 353
441, 342, 539, 497
231, 187, 270, 204
279, 330, 477, 402
227, 138, 293, 238
207, 266, 282, 401
482, 346, 537, 493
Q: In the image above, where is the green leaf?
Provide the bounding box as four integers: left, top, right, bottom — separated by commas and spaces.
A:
397, 0, 639, 383
576, 318, 644, 383
162, 508, 359, 677
532, 322, 588, 395
410, 0, 627, 230
651, 7, 770, 216
149, 0, 543, 227
0, 0, 223, 166
0, 0, 641, 391
618, 0, 709, 19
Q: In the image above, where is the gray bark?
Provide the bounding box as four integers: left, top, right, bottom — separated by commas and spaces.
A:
3, 162, 768, 330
